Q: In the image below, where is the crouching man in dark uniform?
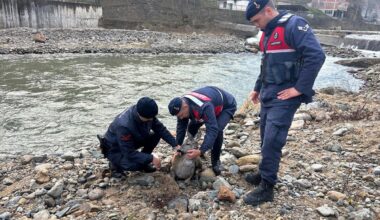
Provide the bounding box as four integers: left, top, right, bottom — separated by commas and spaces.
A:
244, 0, 325, 206
100, 97, 179, 176
168, 86, 237, 176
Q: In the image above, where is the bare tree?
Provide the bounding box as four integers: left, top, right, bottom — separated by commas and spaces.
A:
346, 0, 365, 21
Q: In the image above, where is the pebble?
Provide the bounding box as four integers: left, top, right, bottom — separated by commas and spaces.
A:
167, 196, 188, 212
239, 164, 257, 172
227, 147, 248, 158
20, 155, 34, 165
294, 179, 312, 189
327, 191, 346, 201
213, 177, 232, 190
311, 164, 323, 172
374, 166, 380, 176
188, 199, 202, 212
88, 188, 104, 200
225, 130, 235, 135
0, 212, 11, 220
2, 178, 14, 186
290, 120, 305, 130
236, 155, 261, 166
33, 209, 50, 220
325, 144, 343, 152
333, 127, 349, 136
228, 165, 239, 174
47, 179, 64, 198
316, 205, 335, 217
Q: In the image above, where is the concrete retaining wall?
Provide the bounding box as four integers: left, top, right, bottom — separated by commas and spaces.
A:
0, 0, 102, 29
317, 34, 380, 51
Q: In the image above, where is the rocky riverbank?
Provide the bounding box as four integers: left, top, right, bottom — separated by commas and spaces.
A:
0, 28, 245, 55
1, 55, 380, 220
0, 86, 379, 220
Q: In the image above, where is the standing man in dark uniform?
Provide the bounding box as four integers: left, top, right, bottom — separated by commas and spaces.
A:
100, 97, 179, 175
168, 86, 237, 176
244, 0, 325, 206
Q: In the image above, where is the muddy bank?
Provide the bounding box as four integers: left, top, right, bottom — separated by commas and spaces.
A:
0, 28, 246, 55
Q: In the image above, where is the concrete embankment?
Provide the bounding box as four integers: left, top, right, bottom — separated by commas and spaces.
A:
0, 0, 101, 29
316, 30, 380, 51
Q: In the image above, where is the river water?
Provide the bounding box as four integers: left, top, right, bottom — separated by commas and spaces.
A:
0, 53, 362, 155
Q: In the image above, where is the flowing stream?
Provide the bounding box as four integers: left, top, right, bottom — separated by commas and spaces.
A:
0, 53, 362, 155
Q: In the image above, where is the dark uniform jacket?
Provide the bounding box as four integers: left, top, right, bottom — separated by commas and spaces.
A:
104, 105, 176, 165
176, 86, 236, 153
254, 11, 326, 106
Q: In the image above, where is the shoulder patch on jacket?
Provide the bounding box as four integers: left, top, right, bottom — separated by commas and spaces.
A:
121, 134, 132, 141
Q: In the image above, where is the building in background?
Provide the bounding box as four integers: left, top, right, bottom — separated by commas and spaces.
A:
218, 0, 248, 11
311, 0, 349, 18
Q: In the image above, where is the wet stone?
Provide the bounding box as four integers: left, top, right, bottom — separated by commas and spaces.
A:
20, 155, 34, 165
33, 154, 48, 163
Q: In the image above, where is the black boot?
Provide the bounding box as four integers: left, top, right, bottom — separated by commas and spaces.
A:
142, 164, 157, 173
244, 180, 274, 206
109, 162, 127, 178
212, 160, 223, 176
244, 171, 262, 186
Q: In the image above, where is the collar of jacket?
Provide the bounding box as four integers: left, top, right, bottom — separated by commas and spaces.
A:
183, 97, 195, 119
131, 105, 144, 123
263, 10, 288, 36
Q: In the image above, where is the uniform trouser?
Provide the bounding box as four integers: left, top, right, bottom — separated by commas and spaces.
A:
259, 104, 300, 185
109, 133, 161, 172
188, 107, 236, 166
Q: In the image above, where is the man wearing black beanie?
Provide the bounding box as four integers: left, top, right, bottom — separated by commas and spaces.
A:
99, 97, 179, 176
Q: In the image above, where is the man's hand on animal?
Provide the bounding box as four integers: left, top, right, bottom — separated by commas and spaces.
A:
250, 90, 260, 104
186, 149, 201, 159
171, 145, 182, 162
277, 87, 301, 100
152, 155, 161, 170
